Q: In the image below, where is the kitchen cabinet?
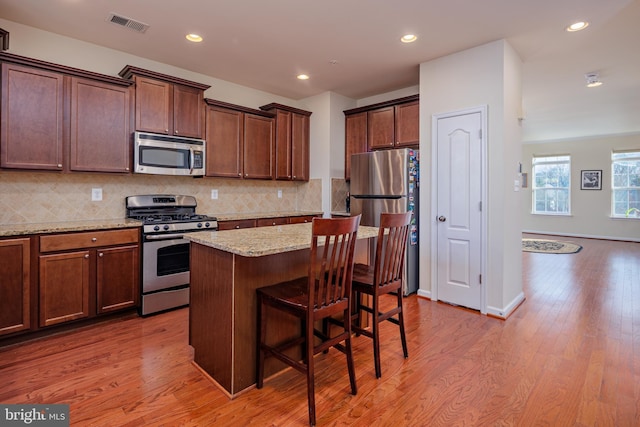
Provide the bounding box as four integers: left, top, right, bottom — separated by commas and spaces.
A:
218, 215, 321, 230
205, 99, 275, 179
343, 95, 419, 179
344, 112, 368, 181
367, 98, 419, 150
1, 63, 64, 170
119, 65, 210, 139
260, 103, 312, 181
0, 53, 134, 173
0, 237, 31, 337
38, 228, 140, 327
217, 219, 257, 230
70, 77, 131, 172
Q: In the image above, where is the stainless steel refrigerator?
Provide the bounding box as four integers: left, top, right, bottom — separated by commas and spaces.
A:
350, 148, 419, 295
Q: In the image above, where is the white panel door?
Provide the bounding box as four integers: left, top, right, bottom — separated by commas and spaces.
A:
436, 111, 483, 310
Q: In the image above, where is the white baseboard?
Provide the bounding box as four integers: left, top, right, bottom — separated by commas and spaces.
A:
486, 292, 526, 319
522, 229, 640, 243
416, 289, 431, 300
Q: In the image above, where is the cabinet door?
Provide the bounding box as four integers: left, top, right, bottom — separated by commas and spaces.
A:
70, 77, 131, 173
395, 101, 419, 147
345, 112, 368, 181
291, 113, 309, 181
97, 245, 139, 314
274, 109, 292, 180
135, 77, 171, 135
205, 106, 243, 178
173, 84, 204, 138
1, 63, 64, 170
39, 251, 91, 327
367, 106, 395, 150
0, 238, 31, 336
243, 114, 274, 179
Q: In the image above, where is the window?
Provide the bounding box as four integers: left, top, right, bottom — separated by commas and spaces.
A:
532, 155, 571, 215
612, 150, 640, 218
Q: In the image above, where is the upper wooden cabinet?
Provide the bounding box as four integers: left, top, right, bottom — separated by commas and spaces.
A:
344, 95, 419, 180
205, 99, 275, 180
119, 66, 210, 139
70, 77, 131, 173
260, 103, 312, 181
0, 53, 133, 173
1, 63, 64, 170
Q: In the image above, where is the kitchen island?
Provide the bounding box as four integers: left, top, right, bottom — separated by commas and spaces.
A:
185, 222, 377, 397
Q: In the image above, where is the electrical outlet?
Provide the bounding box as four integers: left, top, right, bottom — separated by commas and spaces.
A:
277, 189, 282, 199
211, 189, 218, 200
91, 188, 102, 201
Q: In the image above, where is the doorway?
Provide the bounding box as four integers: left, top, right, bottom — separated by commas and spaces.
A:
432, 107, 486, 311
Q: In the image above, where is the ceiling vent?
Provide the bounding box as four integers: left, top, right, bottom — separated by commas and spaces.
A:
106, 13, 149, 33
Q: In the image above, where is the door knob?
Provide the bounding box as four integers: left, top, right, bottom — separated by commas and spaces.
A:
438, 216, 447, 222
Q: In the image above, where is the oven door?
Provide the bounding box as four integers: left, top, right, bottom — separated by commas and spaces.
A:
143, 237, 190, 293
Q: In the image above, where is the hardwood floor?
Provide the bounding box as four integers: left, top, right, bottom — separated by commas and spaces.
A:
1, 234, 639, 426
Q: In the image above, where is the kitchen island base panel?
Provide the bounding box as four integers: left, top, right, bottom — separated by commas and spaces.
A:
190, 242, 308, 396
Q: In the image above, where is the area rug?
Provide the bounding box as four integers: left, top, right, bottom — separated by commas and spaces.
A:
522, 238, 582, 254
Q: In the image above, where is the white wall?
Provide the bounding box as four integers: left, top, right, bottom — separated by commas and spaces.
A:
522, 133, 640, 241
419, 40, 523, 317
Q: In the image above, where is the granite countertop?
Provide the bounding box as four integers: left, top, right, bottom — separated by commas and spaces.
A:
185, 222, 379, 257
0, 218, 142, 237
330, 211, 351, 217
215, 211, 323, 221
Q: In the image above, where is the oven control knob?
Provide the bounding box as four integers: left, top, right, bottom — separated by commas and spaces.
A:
205, 222, 210, 228
197, 223, 203, 228
153, 225, 160, 232
163, 225, 170, 231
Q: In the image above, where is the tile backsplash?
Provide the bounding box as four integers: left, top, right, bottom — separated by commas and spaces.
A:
0, 171, 322, 224
331, 178, 349, 212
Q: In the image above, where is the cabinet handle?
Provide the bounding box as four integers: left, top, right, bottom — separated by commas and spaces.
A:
165, 129, 169, 133
84, 254, 89, 259
57, 164, 63, 168
238, 173, 242, 176
175, 130, 179, 134
125, 167, 130, 171
91, 237, 97, 242
99, 253, 104, 257
235, 225, 240, 229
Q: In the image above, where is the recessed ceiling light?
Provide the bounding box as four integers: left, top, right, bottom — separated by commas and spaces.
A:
297, 74, 310, 80
566, 21, 589, 32
186, 33, 203, 42
401, 34, 417, 43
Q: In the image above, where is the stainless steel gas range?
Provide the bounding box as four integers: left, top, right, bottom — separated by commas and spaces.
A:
126, 195, 218, 316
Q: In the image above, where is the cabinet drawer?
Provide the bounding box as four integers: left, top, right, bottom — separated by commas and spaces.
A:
288, 215, 317, 224
257, 217, 288, 227
40, 228, 139, 253
218, 219, 257, 230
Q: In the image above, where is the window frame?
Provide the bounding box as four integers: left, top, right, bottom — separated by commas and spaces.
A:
611, 150, 640, 219
531, 154, 572, 216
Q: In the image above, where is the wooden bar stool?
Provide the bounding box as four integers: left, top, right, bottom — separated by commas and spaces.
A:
256, 215, 361, 426
351, 212, 411, 378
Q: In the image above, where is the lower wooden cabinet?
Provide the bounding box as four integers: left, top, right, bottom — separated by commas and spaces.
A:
38, 228, 140, 328
218, 215, 320, 230
0, 237, 31, 337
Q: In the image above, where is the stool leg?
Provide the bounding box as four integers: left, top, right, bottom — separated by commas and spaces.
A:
305, 316, 316, 426
397, 290, 408, 358
372, 293, 382, 379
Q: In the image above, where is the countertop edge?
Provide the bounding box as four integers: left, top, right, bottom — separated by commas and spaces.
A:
0, 219, 143, 237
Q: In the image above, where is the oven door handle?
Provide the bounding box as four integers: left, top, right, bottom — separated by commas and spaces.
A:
145, 233, 185, 241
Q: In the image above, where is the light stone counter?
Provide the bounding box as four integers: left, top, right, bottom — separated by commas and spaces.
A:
0, 218, 142, 237
185, 222, 378, 257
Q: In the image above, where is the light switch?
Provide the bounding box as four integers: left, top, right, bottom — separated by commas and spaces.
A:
211, 189, 219, 200
277, 190, 282, 199
92, 188, 103, 201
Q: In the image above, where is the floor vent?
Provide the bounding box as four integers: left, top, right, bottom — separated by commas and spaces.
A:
106, 13, 149, 33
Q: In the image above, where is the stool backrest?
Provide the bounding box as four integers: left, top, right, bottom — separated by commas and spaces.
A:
374, 212, 412, 289
309, 215, 361, 312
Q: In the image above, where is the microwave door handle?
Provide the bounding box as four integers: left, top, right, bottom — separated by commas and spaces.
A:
189, 148, 195, 174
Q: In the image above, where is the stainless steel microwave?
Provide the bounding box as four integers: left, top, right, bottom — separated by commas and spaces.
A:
134, 132, 205, 176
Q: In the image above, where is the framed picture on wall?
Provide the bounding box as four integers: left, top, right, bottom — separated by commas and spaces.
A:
581, 170, 602, 190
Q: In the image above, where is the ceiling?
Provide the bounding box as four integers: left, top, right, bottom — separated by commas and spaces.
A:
0, 0, 639, 142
